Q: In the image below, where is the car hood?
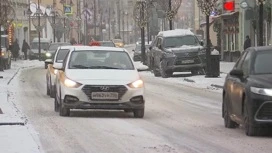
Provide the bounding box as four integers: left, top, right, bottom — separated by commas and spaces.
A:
65, 69, 140, 85
166, 46, 204, 53
31, 49, 47, 53
249, 74, 272, 88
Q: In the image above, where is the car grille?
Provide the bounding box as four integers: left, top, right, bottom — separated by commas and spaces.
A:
82, 85, 128, 101
256, 102, 272, 120
174, 52, 201, 65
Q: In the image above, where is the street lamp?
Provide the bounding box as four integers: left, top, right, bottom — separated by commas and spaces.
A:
26, 0, 47, 61
156, 0, 182, 30
197, 0, 218, 77
133, 0, 150, 64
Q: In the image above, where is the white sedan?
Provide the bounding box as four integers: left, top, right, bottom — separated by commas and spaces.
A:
46, 45, 73, 98
54, 46, 145, 118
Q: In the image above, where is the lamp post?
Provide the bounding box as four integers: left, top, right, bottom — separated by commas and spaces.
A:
197, 0, 218, 77
257, 0, 265, 46
27, 0, 47, 61
133, 0, 150, 64
156, 0, 182, 30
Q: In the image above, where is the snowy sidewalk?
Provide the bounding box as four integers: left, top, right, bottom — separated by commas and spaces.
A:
0, 60, 43, 153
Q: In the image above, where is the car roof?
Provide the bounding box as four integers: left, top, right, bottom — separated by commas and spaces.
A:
69, 46, 126, 52
251, 46, 272, 52
158, 29, 194, 37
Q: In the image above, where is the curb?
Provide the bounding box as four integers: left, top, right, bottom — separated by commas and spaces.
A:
7, 67, 21, 85
211, 84, 223, 89
0, 122, 25, 126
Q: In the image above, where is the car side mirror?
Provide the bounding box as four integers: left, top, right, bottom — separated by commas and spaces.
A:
200, 41, 204, 46
230, 69, 244, 77
53, 63, 63, 70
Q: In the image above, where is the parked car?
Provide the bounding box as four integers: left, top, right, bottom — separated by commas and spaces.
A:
46, 46, 73, 98
99, 41, 116, 47
223, 46, 272, 136
112, 39, 124, 48
44, 42, 70, 69
1, 35, 11, 69
53, 46, 145, 117
149, 29, 205, 78
29, 38, 51, 60
132, 42, 151, 62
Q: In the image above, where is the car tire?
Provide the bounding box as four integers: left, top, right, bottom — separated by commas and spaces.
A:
49, 79, 55, 98
59, 90, 70, 116
54, 93, 60, 112
191, 70, 198, 75
244, 98, 259, 136
46, 78, 50, 96
223, 95, 238, 128
160, 61, 172, 78
134, 109, 144, 118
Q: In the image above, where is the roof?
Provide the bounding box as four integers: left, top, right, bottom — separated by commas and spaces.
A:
69, 46, 126, 52
251, 46, 272, 52
158, 29, 194, 37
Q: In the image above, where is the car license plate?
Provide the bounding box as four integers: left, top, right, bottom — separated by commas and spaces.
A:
182, 60, 194, 64
91, 92, 118, 100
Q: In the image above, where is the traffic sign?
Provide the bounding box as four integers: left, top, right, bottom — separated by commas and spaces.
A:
64, 5, 73, 15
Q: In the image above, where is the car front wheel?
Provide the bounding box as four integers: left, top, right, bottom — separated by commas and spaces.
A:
59, 91, 70, 116
244, 98, 260, 136
223, 95, 238, 128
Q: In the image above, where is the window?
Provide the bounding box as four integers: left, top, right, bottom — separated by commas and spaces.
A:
253, 51, 272, 74
156, 38, 162, 47
31, 42, 50, 50
49, 43, 70, 51
241, 51, 251, 76
55, 49, 70, 63
163, 35, 200, 48
68, 51, 134, 70
234, 51, 247, 70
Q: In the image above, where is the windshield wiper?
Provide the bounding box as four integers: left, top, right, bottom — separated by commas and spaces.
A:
88, 66, 120, 69
72, 65, 89, 69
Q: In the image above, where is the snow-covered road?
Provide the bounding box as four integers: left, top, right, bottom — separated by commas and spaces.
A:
7, 62, 272, 153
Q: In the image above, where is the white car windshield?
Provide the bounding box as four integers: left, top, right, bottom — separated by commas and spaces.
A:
69, 50, 134, 70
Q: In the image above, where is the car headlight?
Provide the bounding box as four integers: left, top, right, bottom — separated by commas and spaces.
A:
54, 69, 58, 75
1, 52, 4, 56
250, 87, 272, 97
128, 79, 144, 88
46, 52, 52, 57
64, 78, 82, 88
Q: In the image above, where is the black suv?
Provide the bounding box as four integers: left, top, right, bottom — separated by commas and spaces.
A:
149, 29, 206, 78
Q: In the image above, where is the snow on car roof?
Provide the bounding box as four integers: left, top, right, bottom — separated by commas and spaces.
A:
70, 46, 126, 52
158, 29, 194, 37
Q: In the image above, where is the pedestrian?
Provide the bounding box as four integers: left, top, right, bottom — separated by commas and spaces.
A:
22, 39, 30, 60
244, 35, 251, 50
70, 38, 77, 45
11, 39, 20, 61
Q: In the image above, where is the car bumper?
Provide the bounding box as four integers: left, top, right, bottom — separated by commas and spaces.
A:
168, 63, 205, 72
60, 84, 145, 110
249, 93, 272, 126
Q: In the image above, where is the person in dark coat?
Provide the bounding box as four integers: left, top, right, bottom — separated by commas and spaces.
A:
70, 38, 77, 45
12, 39, 20, 61
244, 35, 251, 50
22, 39, 30, 60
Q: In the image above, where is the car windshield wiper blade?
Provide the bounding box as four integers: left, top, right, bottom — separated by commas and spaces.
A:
72, 65, 89, 69
89, 66, 120, 69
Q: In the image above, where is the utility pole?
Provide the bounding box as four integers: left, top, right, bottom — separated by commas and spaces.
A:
0, 1, 3, 71
53, 0, 56, 42
117, 0, 121, 37
122, 11, 125, 42
84, 0, 87, 45
169, 0, 173, 30
126, 12, 129, 44
108, 4, 111, 40
94, 0, 97, 39
259, 2, 264, 46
